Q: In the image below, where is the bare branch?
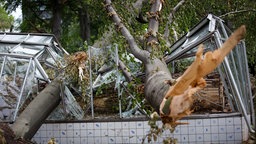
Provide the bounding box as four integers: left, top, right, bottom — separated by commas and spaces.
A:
164, 0, 185, 40
146, 0, 163, 52
219, 9, 256, 18
133, 0, 147, 10
104, 0, 150, 63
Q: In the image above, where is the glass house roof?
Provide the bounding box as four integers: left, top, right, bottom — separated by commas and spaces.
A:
0, 33, 83, 122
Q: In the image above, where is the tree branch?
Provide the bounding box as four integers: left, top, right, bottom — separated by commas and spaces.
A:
219, 9, 256, 18
163, 0, 185, 42
104, 0, 150, 63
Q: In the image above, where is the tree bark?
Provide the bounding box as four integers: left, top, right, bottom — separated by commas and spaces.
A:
52, 0, 63, 40
11, 77, 62, 140
79, 3, 91, 43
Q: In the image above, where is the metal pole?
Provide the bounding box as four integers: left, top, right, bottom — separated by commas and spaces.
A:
13, 58, 33, 121
89, 46, 94, 119
115, 44, 122, 118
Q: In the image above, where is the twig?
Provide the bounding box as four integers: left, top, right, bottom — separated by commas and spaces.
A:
219, 9, 256, 18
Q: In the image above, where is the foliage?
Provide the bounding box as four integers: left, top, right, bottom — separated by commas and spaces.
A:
142, 112, 177, 144
0, 5, 14, 31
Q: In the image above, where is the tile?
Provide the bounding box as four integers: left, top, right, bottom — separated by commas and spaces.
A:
115, 137, 122, 143
195, 126, 204, 134
211, 134, 219, 142
39, 124, 47, 131
60, 123, 67, 130
204, 134, 211, 141
122, 122, 129, 128
188, 119, 196, 126
32, 137, 40, 143
67, 137, 74, 144
80, 123, 86, 129
74, 137, 81, 144
188, 127, 196, 134
130, 129, 136, 136
41, 138, 48, 144
195, 119, 203, 126
203, 126, 211, 133
46, 124, 54, 131
87, 129, 93, 136
87, 122, 94, 129
47, 131, 53, 138
234, 132, 242, 141
60, 130, 67, 138
129, 121, 137, 129
203, 119, 211, 126
143, 121, 150, 129
109, 137, 116, 143
87, 137, 94, 144
53, 123, 60, 130
74, 123, 80, 129
34, 131, 40, 138
94, 129, 101, 136
211, 119, 218, 125
121, 129, 129, 137
227, 133, 235, 141
67, 130, 74, 137
226, 117, 234, 125
180, 126, 188, 134
60, 137, 67, 144
122, 137, 129, 143
234, 125, 242, 132
218, 133, 227, 141
219, 126, 226, 133
137, 137, 143, 143
74, 130, 80, 137
101, 137, 109, 144
80, 129, 87, 137
181, 135, 189, 142
67, 123, 74, 130
101, 129, 108, 137
174, 127, 180, 134
226, 125, 234, 133
136, 122, 143, 128
211, 125, 218, 133
95, 122, 101, 129
114, 122, 122, 129
218, 118, 226, 125
108, 122, 115, 129
40, 130, 47, 138
80, 138, 87, 144
108, 129, 115, 136
196, 134, 204, 141
129, 136, 137, 143
95, 137, 102, 143
233, 117, 241, 124
53, 130, 60, 138
137, 128, 144, 136
101, 122, 108, 129
115, 129, 122, 137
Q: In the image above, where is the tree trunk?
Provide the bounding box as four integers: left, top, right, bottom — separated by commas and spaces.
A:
144, 58, 174, 113
52, 0, 63, 40
79, 4, 91, 43
11, 77, 62, 140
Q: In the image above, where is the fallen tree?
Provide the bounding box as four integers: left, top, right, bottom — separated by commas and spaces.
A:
9, 0, 246, 140
11, 76, 62, 139
104, 0, 246, 127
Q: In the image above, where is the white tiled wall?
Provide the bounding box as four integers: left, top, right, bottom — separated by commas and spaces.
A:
32, 116, 247, 144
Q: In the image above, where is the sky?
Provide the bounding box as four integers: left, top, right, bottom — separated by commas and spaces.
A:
11, 6, 22, 32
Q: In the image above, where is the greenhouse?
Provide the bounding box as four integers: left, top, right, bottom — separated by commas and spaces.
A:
0, 33, 83, 122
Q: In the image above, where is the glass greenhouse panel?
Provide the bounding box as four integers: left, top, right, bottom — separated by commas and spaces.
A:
0, 33, 82, 122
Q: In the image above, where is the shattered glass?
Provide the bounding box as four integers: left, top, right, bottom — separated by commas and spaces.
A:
0, 33, 84, 122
